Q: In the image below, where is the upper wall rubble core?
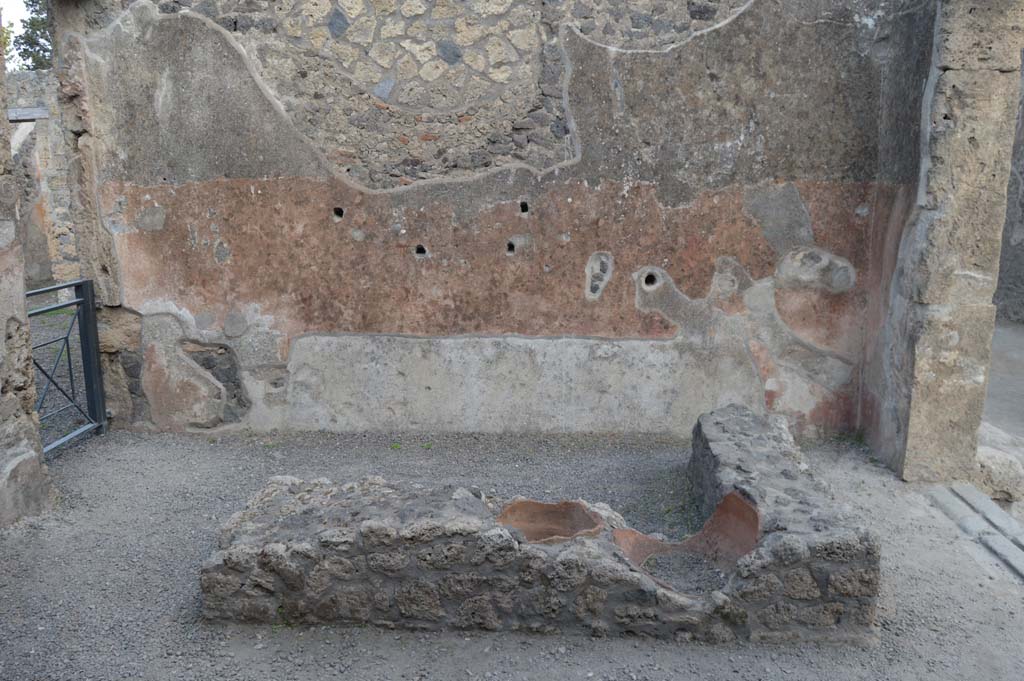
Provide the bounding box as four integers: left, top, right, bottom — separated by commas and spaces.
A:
67, 0, 896, 194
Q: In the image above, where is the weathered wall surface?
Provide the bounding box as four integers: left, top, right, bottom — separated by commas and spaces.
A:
52, 0, 938, 438
865, 1, 1024, 481
8, 71, 54, 288
7, 70, 79, 289
996, 75, 1024, 323
0, 59, 53, 526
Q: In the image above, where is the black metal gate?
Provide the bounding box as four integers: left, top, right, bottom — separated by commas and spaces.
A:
26, 280, 107, 453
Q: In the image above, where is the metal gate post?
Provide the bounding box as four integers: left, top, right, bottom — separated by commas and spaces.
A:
74, 280, 107, 434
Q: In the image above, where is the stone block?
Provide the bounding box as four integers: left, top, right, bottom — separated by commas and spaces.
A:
915, 68, 1019, 306
937, 2, 1024, 72
782, 569, 820, 600
902, 304, 997, 482
827, 568, 880, 598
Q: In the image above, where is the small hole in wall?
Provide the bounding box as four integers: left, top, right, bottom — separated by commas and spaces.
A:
333, 207, 345, 220
643, 272, 659, 289
507, 241, 516, 255
520, 201, 529, 213
415, 244, 428, 257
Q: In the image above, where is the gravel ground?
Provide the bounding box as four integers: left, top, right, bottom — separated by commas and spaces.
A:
26, 291, 91, 450
1, 430, 1023, 681
642, 550, 727, 594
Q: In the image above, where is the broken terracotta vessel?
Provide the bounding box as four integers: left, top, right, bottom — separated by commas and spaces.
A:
499, 489, 761, 577
496, 499, 605, 544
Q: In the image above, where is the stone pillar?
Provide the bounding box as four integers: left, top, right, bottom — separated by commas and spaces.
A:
0, 40, 54, 525
884, 2, 1024, 481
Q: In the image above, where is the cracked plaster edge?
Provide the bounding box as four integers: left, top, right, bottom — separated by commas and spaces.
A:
570, 0, 758, 55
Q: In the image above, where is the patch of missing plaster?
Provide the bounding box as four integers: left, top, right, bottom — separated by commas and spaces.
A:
705, 256, 755, 315
0, 218, 14, 249
742, 182, 815, 256
181, 340, 251, 424
213, 240, 231, 265
708, 256, 755, 299
119, 348, 151, 425
743, 279, 854, 386
584, 251, 614, 300
223, 307, 249, 339
776, 247, 856, 294
137, 205, 166, 231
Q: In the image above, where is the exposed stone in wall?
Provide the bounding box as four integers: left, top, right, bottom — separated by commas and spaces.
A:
181, 341, 251, 424
139, 314, 252, 430
7, 70, 79, 288
775, 247, 856, 294
97, 305, 145, 427
0, 60, 53, 527
866, 1, 1024, 481
583, 251, 613, 300
203, 406, 879, 642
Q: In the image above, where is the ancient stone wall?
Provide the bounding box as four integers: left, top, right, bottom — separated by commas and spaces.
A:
48, 0, 943, 440
6, 70, 79, 289
864, 1, 1024, 481
0, 59, 53, 527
